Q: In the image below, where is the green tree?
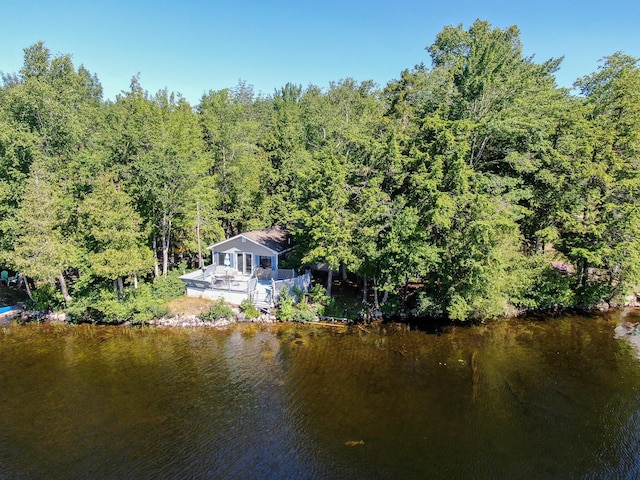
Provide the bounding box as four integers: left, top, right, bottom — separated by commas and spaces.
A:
551, 53, 640, 303
261, 83, 313, 223
110, 85, 207, 276
198, 82, 272, 235
0, 42, 103, 301
79, 174, 153, 296
9, 164, 79, 303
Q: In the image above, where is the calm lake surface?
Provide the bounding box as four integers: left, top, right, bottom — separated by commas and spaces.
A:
2, 311, 640, 479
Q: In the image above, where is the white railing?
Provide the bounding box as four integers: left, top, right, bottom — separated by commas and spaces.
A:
272, 270, 312, 304
182, 268, 311, 307
276, 269, 296, 280
247, 277, 258, 293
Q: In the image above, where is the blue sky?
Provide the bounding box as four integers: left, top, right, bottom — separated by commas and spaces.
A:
2, 0, 639, 104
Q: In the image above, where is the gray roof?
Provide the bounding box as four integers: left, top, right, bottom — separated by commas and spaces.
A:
208, 226, 293, 254
242, 226, 292, 253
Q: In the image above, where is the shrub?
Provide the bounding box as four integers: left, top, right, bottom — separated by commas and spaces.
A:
276, 288, 295, 321
292, 286, 304, 302
201, 299, 234, 321
152, 270, 186, 301
292, 304, 318, 323
240, 298, 260, 319
309, 283, 327, 305
67, 284, 167, 325
29, 284, 64, 312
127, 285, 168, 324
518, 260, 575, 310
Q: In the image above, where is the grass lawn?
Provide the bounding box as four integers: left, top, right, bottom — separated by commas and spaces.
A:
164, 296, 216, 317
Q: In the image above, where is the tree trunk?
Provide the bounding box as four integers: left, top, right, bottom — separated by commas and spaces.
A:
161, 213, 172, 277
373, 276, 379, 309
580, 259, 589, 287
117, 277, 125, 298
362, 274, 368, 304
19, 275, 33, 302
153, 235, 160, 277
381, 276, 390, 304
58, 273, 71, 304
340, 262, 348, 281
401, 274, 409, 313
133, 273, 138, 289
196, 201, 204, 269
326, 268, 333, 298
162, 233, 169, 277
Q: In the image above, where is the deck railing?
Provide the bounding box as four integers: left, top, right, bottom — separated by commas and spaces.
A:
181, 268, 311, 306
271, 270, 312, 304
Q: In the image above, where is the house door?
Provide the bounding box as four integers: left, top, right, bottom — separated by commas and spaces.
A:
236, 253, 253, 275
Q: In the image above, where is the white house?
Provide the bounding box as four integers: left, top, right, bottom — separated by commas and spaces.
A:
180, 226, 310, 308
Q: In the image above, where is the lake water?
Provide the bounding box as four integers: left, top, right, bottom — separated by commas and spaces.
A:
2, 311, 640, 479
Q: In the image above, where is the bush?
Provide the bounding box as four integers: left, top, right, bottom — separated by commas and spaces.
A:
292, 304, 318, 323
519, 261, 575, 310
67, 284, 167, 325
240, 299, 261, 319
276, 287, 295, 321
152, 270, 186, 301
201, 299, 234, 321
29, 284, 64, 312
415, 294, 443, 318
309, 283, 327, 305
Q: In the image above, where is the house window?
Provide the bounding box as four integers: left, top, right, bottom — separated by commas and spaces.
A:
259, 256, 273, 269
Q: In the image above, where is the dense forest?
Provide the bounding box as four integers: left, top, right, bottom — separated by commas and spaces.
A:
1, 20, 639, 323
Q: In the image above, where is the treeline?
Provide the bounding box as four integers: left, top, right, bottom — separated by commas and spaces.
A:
1, 20, 639, 322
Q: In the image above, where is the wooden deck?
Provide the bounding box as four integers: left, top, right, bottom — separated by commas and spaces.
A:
180, 268, 311, 309
183, 281, 272, 309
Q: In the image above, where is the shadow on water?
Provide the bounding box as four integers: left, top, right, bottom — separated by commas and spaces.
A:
1, 312, 640, 479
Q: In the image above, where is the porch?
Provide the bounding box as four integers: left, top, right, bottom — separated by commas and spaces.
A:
180, 266, 310, 309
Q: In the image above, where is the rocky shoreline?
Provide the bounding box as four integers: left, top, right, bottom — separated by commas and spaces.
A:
149, 310, 278, 328
614, 321, 640, 358
1, 305, 279, 328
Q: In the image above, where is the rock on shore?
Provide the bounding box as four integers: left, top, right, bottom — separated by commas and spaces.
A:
150, 310, 277, 328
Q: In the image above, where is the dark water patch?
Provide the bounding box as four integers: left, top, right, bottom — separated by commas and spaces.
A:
1, 316, 640, 479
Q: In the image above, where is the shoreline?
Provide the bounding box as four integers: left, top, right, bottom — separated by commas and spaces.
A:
4, 300, 639, 330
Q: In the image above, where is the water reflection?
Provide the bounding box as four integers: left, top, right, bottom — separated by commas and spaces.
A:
1, 314, 640, 479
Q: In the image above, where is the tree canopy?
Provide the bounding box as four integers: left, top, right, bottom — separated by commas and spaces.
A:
1, 21, 639, 322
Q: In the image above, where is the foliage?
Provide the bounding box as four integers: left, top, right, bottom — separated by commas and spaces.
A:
201, 299, 234, 321
1, 33, 639, 322
66, 284, 168, 325
152, 268, 186, 301
309, 283, 328, 304
29, 284, 65, 312
79, 173, 153, 284
240, 298, 260, 319
516, 258, 575, 310
276, 287, 295, 321
276, 287, 320, 322
292, 302, 317, 323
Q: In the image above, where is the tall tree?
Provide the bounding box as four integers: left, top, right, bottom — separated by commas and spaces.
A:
551, 53, 640, 302
0, 42, 103, 300
79, 174, 154, 296
134, 90, 207, 276
198, 82, 272, 235
9, 164, 78, 302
